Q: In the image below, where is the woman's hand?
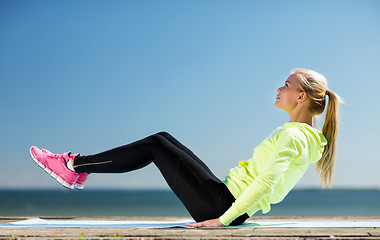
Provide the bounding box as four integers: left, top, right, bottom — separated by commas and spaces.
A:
186, 218, 226, 228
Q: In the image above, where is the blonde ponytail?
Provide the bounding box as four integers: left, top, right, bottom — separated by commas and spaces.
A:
291, 69, 344, 188
317, 90, 343, 187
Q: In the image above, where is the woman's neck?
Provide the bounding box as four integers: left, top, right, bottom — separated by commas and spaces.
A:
288, 108, 313, 127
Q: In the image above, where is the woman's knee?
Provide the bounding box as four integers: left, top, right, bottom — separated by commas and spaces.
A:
156, 131, 172, 139
146, 132, 173, 150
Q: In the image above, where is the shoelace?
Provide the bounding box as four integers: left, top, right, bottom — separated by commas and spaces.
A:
42, 149, 76, 161
41, 149, 60, 157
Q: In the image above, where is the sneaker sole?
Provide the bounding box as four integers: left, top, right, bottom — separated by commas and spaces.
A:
75, 183, 84, 190
30, 147, 75, 190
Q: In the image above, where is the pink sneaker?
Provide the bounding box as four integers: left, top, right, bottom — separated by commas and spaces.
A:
41, 149, 89, 190
75, 173, 89, 190
30, 146, 79, 189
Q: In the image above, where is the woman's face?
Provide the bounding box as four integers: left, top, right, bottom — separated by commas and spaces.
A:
275, 74, 303, 113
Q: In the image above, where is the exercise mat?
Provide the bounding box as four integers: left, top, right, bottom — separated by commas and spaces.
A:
2, 218, 380, 228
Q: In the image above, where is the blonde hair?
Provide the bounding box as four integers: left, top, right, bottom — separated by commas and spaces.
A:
291, 68, 344, 188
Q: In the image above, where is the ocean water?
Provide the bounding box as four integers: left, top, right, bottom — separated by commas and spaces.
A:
1, 189, 379, 217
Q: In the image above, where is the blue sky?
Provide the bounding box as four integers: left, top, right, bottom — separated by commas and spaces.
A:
1, 0, 379, 190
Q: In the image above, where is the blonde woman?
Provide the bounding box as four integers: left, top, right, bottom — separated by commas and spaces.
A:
30, 69, 343, 227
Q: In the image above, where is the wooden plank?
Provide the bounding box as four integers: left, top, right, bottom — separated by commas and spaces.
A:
0, 216, 379, 239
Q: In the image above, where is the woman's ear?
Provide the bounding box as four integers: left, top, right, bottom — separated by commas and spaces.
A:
297, 92, 308, 103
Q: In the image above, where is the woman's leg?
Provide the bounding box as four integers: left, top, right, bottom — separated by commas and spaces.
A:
73, 132, 248, 225
156, 132, 217, 177
151, 132, 249, 225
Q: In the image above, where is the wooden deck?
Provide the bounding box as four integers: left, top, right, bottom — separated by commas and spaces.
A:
1, 216, 379, 239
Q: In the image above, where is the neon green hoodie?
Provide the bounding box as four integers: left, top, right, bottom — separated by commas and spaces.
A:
219, 122, 327, 226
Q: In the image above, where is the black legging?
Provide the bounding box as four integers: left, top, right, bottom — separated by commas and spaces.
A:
73, 132, 249, 226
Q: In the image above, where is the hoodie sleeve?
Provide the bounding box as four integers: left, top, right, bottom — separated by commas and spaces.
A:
219, 128, 304, 226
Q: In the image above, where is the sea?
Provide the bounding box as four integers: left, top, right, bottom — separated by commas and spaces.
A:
1, 189, 379, 217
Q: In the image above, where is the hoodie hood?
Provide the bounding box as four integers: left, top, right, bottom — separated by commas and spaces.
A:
282, 122, 327, 163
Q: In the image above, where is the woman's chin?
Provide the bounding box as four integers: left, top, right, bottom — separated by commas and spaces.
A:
274, 103, 285, 111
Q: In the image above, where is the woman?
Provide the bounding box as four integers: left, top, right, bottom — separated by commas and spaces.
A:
30, 68, 343, 227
